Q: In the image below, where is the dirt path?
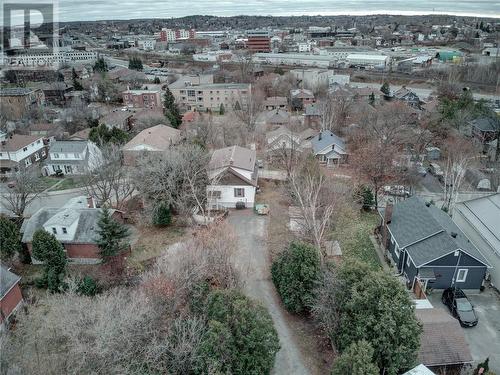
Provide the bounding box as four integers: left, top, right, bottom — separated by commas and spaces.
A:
228, 210, 311, 375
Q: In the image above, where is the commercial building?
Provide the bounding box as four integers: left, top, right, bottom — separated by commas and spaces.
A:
0, 87, 44, 120
3, 49, 98, 68
253, 53, 335, 68
247, 30, 271, 53
122, 89, 162, 109
346, 54, 389, 68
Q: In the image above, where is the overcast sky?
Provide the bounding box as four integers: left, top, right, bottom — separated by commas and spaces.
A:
3, 0, 500, 26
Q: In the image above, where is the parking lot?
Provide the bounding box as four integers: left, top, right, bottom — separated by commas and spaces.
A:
427, 288, 500, 373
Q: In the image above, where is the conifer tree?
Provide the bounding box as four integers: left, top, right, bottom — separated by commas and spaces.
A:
96, 206, 130, 262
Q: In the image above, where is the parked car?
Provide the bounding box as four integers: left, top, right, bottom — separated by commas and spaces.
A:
442, 287, 478, 327
414, 162, 427, 177
428, 162, 444, 179
7, 181, 16, 188
257, 159, 264, 168
383, 185, 411, 197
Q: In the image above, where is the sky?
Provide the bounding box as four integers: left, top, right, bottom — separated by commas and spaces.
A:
2, 0, 500, 26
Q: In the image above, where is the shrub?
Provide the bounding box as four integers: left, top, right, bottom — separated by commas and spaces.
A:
31, 229, 67, 292
76, 276, 100, 296
271, 241, 321, 314
152, 202, 172, 227
331, 340, 379, 375
196, 289, 280, 374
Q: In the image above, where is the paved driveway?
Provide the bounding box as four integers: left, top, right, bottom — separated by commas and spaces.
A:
427, 289, 500, 373
228, 210, 310, 375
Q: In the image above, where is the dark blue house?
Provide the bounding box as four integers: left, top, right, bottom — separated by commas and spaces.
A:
379, 197, 491, 292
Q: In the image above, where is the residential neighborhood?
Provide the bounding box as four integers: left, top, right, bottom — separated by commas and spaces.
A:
1, 6, 499, 375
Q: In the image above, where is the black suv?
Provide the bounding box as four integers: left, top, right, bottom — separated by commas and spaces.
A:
441, 288, 478, 327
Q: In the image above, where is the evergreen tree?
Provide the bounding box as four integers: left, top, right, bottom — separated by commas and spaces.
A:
219, 103, 225, 115
93, 57, 108, 73
331, 340, 379, 375
96, 206, 130, 262
369, 92, 375, 105
31, 229, 67, 292
0, 217, 22, 261
128, 57, 143, 71
153, 76, 160, 84
380, 82, 391, 96
163, 87, 182, 128
152, 202, 172, 227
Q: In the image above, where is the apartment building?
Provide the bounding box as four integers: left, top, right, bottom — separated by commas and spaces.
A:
160, 28, 195, 42
122, 89, 162, 109
0, 87, 45, 121
4, 49, 98, 68
247, 30, 271, 53
169, 78, 250, 111
0, 132, 47, 175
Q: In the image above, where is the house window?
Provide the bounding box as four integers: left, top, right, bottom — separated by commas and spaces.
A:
54, 153, 59, 158
37, 140, 41, 144
456, 269, 468, 283
74, 153, 79, 158
211, 191, 221, 199
234, 188, 245, 197
25, 159, 32, 166
23, 147, 28, 152
62, 227, 67, 234
187, 90, 195, 97
52, 227, 57, 234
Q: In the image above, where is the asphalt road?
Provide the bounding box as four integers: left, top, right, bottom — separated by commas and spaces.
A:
228, 210, 310, 375
350, 82, 499, 102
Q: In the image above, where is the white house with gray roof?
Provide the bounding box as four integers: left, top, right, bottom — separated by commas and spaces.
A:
207, 146, 257, 209
310, 130, 348, 166
379, 197, 491, 292
44, 140, 102, 176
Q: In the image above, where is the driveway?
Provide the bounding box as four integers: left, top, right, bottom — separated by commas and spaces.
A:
427, 289, 500, 373
228, 210, 310, 375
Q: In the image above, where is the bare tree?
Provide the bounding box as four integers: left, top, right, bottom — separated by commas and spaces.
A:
232, 88, 264, 135
442, 136, 479, 212
1, 167, 44, 220
84, 144, 135, 210
287, 158, 345, 259
232, 50, 254, 83
134, 144, 210, 218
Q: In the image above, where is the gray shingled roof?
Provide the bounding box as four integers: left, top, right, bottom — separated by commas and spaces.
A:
471, 117, 499, 132
0, 87, 36, 96
382, 197, 490, 267
416, 308, 473, 367
1, 265, 21, 298
310, 130, 346, 154
209, 146, 256, 172
49, 140, 88, 154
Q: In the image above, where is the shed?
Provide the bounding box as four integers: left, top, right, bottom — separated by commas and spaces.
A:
465, 169, 491, 191
425, 147, 441, 161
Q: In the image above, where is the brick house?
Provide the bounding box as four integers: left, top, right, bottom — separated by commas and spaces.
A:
0, 87, 44, 120
21, 196, 125, 264
290, 88, 315, 111
0, 132, 48, 176
0, 265, 23, 328
122, 89, 162, 109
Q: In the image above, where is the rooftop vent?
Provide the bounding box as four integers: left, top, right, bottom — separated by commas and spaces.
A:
425, 202, 431, 207
451, 232, 457, 238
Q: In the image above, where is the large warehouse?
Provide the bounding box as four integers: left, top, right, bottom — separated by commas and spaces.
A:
346, 54, 389, 68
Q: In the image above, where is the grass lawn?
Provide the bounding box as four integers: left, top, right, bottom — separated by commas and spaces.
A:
39, 177, 62, 190
331, 209, 381, 270
127, 223, 186, 271
51, 177, 87, 191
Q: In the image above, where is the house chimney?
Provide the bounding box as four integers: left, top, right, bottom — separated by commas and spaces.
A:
318, 131, 322, 141
382, 199, 394, 249
87, 196, 94, 208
